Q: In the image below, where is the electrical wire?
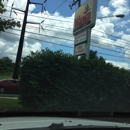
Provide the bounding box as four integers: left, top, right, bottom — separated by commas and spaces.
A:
2, 28, 130, 58
0, 12, 130, 44
4, 4, 74, 20
0, 14, 126, 41
1, 14, 130, 53
1, 13, 130, 47
2, 30, 74, 48
97, 52, 129, 59
5, 9, 73, 23
3, 30, 130, 60
18, 23, 130, 50
42, 27, 57, 51
9, 27, 129, 56
0, 17, 130, 51
1, 6, 130, 59
44, 0, 65, 52
40, 0, 67, 24
25, 25, 130, 50
51, 0, 67, 14
1, 0, 130, 62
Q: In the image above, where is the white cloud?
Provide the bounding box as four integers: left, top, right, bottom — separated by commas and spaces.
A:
22, 42, 41, 57
113, 31, 124, 36
116, 19, 130, 28
1, 0, 130, 66
29, 4, 36, 12
110, 0, 130, 15
126, 28, 130, 32
106, 60, 130, 69
0, 0, 75, 61
100, 6, 111, 16
125, 50, 130, 59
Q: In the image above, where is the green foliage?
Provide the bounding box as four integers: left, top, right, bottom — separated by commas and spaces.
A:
0, 57, 14, 75
19, 49, 130, 112
0, 0, 21, 32
0, 74, 12, 79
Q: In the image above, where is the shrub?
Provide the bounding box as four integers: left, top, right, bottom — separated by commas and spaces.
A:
19, 49, 130, 112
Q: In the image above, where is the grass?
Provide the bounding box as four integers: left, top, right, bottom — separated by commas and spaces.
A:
0, 74, 12, 80
0, 98, 25, 112
0, 74, 23, 112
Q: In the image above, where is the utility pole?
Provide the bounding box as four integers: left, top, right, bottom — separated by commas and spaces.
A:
12, 0, 47, 79
69, 0, 81, 9
13, 0, 29, 79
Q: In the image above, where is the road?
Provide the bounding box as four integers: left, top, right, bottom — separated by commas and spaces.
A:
0, 94, 18, 99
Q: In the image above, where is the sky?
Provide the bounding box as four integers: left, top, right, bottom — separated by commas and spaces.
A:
1, 0, 130, 69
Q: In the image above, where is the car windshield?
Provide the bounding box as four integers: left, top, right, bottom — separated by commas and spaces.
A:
0, 0, 130, 117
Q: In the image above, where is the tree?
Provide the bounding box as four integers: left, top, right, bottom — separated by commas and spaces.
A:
0, 0, 21, 32
0, 57, 14, 75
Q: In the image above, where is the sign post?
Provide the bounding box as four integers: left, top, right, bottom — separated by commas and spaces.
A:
85, 29, 91, 59
73, 0, 97, 59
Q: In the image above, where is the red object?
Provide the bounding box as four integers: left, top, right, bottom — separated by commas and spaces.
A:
0, 79, 19, 94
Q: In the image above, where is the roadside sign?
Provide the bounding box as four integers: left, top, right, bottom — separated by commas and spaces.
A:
74, 43, 86, 56
73, 0, 97, 34
74, 30, 88, 45
73, 0, 97, 59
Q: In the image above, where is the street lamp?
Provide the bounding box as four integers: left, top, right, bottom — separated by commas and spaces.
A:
80, 14, 125, 59
97, 14, 125, 19
116, 14, 125, 18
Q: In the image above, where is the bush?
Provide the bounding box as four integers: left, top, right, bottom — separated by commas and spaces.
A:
0, 57, 14, 75
19, 49, 130, 112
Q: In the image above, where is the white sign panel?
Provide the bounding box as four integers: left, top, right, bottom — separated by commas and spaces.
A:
73, 0, 97, 34
74, 43, 86, 56
74, 30, 87, 45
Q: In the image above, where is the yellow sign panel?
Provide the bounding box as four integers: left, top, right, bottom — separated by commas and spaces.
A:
73, 0, 97, 35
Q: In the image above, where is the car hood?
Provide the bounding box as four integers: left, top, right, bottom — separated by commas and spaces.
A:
0, 117, 130, 130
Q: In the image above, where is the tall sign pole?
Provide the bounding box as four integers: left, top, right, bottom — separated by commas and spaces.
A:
73, 0, 98, 59
69, 0, 81, 59
78, 0, 81, 7
85, 29, 91, 59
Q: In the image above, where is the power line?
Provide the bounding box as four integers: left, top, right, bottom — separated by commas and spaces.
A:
0, 18, 130, 53
1, 10, 130, 49
39, 0, 67, 24
1, 14, 130, 50
2, 1, 71, 58
5, 9, 74, 23
91, 40, 126, 54
97, 52, 130, 59
9, 27, 129, 53
25, 24, 130, 50
2, 1, 130, 61
4, 4, 74, 20
20, 24, 130, 50
3, 31, 74, 48
3, 30, 130, 60
2, 11, 130, 47
2, 29, 130, 58
41, 27, 57, 51
51, 0, 67, 14
1, 0, 104, 79
1, 13, 130, 46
